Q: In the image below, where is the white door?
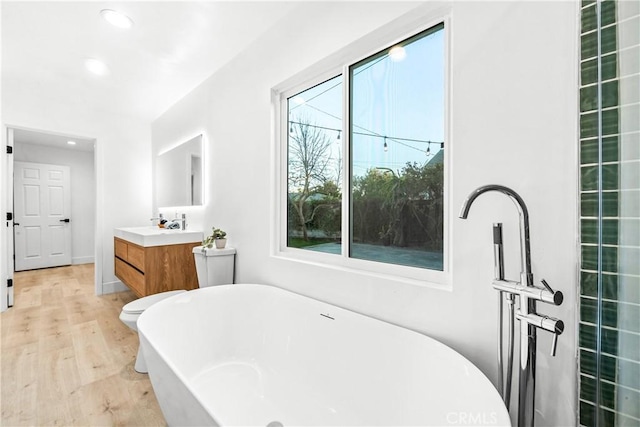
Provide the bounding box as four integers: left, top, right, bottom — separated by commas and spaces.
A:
14, 162, 72, 271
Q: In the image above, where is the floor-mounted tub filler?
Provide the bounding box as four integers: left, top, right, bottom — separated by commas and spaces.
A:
138, 284, 511, 426
459, 185, 564, 427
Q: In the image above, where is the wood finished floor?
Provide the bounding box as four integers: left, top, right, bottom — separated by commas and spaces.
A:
1, 264, 166, 426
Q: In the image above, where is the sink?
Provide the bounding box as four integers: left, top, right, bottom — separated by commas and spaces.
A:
115, 226, 203, 247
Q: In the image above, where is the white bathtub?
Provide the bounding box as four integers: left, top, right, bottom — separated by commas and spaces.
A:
138, 284, 510, 426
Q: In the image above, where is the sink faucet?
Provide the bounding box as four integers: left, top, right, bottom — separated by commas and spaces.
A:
171, 213, 186, 230
150, 212, 164, 225
459, 184, 564, 427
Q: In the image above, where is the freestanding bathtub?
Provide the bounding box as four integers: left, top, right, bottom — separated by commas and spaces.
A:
138, 284, 511, 426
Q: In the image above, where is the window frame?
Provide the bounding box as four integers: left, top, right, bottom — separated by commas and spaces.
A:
272, 9, 452, 288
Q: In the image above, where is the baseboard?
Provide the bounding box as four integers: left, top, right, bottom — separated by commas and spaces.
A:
102, 280, 129, 295
72, 256, 95, 265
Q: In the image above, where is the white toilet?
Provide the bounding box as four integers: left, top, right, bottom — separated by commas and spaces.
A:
119, 245, 236, 373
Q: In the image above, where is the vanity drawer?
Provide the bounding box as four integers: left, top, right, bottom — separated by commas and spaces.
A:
115, 257, 145, 297
115, 237, 145, 272
115, 238, 128, 260
126, 244, 145, 271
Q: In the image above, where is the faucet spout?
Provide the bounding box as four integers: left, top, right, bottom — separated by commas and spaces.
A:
459, 185, 532, 287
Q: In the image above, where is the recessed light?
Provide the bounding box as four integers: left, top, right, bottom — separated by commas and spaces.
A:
85, 58, 109, 76
100, 9, 134, 29
67, 141, 76, 146
389, 46, 406, 62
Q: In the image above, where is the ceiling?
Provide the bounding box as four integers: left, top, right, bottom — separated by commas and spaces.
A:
12, 128, 95, 152
2, 1, 296, 127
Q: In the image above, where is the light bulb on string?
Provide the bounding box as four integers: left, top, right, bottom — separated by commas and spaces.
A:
426, 142, 431, 156
337, 130, 341, 141
383, 137, 388, 152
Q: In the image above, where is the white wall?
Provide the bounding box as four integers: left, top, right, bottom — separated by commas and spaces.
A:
154, 1, 578, 424
2, 90, 153, 294
14, 142, 96, 264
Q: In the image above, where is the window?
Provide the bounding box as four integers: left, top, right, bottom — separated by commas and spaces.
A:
287, 76, 343, 252
280, 21, 447, 280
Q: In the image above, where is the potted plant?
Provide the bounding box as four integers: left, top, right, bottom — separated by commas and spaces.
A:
203, 227, 227, 249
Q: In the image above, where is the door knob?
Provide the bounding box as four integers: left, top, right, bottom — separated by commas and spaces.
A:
59, 218, 70, 223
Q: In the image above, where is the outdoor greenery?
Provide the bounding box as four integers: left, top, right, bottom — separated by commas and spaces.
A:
353, 162, 443, 250
288, 119, 341, 243
288, 119, 443, 251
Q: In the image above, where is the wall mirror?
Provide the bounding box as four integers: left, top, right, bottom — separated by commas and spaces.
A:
156, 134, 203, 207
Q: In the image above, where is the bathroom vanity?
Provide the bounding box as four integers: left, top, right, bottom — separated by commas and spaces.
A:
114, 227, 204, 297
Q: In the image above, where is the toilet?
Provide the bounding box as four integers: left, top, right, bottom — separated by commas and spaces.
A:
119, 245, 236, 373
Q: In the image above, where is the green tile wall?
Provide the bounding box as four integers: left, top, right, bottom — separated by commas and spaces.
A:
579, 1, 640, 426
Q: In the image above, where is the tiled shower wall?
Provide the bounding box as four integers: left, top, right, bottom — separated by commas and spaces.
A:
579, 0, 640, 426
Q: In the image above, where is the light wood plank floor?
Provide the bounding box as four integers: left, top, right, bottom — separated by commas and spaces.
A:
1, 264, 166, 426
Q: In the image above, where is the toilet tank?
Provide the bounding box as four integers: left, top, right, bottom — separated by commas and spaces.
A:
192, 246, 236, 287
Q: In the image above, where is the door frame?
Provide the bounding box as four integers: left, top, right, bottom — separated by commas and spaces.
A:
1, 125, 102, 311
3, 129, 15, 309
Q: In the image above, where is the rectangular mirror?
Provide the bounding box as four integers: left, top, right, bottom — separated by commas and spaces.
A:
156, 134, 203, 207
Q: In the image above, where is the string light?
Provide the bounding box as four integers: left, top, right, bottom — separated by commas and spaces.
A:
288, 119, 444, 154
287, 53, 444, 157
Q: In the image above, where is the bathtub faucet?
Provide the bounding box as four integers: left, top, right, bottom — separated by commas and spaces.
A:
459, 185, 532, 286
459, 184, 564, 427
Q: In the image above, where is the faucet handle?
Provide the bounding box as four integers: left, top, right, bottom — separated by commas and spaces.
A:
540, 279, 564, 305
550, 319, 564, 356
515, 312, 564, 356
549, 317, 564, 357
551, 332, 560, 357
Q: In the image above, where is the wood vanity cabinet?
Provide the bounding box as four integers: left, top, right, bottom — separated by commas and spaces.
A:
114, 237, 200, 297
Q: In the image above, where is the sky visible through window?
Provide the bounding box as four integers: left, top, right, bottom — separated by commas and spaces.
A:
289, 27, 444, 181
287, 24, 445, 270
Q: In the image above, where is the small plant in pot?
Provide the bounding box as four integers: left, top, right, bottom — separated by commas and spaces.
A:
203, 227, 227, 249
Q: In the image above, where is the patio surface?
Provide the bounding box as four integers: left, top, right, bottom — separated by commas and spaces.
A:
305, 242, 443, 270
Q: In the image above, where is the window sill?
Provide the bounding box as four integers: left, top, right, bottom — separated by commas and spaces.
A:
271, 246, 452, 291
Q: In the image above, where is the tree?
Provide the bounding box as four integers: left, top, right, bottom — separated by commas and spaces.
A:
381, 162, 444, 248
352, 168, 395, 243
352, 161, 444, 250
288, 118, 338, 241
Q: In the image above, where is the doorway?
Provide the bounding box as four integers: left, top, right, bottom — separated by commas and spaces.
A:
7, 127, 96, 306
